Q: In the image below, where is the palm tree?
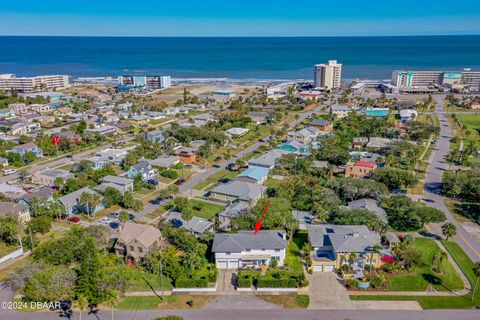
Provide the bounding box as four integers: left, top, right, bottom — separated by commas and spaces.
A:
89, 193, 102, 218
79, 192, 93, 218
442, 223, 457, 240
473, 262, 480, 302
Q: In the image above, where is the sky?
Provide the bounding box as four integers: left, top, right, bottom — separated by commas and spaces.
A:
0, 0, 479, 36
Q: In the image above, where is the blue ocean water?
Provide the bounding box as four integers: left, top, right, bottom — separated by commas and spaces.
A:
0, 36, 479, 80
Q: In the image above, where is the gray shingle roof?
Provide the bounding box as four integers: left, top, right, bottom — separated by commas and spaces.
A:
58, 187, 101, 209
212, 230, 287, 253
307, 224, 380, 253
164, 211, 213, 234
210, 181, 266, 202
102, 175, 133, 186
21, 187, 53, 201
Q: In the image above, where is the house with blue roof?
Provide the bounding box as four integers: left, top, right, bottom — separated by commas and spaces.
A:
363, 108, 389, 119
235, 166, 269, 185
127, 161, 155, 181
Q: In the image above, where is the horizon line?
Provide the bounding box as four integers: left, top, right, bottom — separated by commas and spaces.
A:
0, 34, 480, 38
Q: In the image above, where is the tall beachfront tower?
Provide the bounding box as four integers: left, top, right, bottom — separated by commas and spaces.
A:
313, 60, 342, 90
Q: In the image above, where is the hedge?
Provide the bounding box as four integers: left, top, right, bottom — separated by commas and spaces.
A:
237, 278, 252, 288
257, 278, 297, 288
174, 278, 209, 288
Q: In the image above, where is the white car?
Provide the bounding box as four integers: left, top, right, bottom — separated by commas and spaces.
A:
99, 217, 112, 224
2, 169, 17, 176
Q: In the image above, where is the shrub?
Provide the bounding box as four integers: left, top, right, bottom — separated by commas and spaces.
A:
237, 278, 252, 288
160, 169, 179, 179
345, 279, 358, 288
28, 216, 52, 234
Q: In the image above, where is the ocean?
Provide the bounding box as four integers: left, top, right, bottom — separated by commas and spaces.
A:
0, 35, 479, 82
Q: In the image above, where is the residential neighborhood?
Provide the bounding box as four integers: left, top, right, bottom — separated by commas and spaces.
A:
0, 72, 479, 320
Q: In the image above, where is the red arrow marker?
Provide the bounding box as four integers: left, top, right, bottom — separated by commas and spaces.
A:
254, 199, 270, 235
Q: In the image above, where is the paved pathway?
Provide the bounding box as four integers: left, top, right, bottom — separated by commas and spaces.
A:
203, 295, 281, 310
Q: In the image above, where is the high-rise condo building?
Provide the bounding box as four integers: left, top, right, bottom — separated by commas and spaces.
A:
392, 70, 480, 92
0, 74, 70, 93
119, 75, 172, 90
313, 60, 342, 90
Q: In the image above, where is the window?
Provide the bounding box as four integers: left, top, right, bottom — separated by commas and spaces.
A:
261, 248, 266, 251
275, 249, 280, 252
226, 252, 231, 255
138, 247, 143, 253
129, 246, 134, 251
245, 249, 251, 252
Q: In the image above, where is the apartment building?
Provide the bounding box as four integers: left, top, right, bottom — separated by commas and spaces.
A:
0, 74, 69, 93
313, 60, 342, 90
392, 70, 480, 92
118, 75, 171, 90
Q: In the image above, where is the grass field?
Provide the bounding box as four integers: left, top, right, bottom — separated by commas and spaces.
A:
189, 199, 225, 219
350, 239, 480, 309
455, 113, 480, 147
116, 295, 216, 310
386, 238, 464, 292
193, 169, 238, 190
128, 272, 173, 292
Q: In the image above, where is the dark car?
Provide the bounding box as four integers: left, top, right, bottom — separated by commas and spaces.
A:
108, 212, 120, 219
218, 178, 231, 183
212, 164, 221, 168
184, 164, 193, 169
149, 196, 164, 205
214, 156, 222, 162
175, 178, 186, 185
147, 179, 158, 185
128, 213, 136, 220
109, 222, 120, 230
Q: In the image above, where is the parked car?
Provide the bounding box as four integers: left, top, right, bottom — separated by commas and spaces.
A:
184, 164, 193, 169
66, 216, 80, 224
109, 222, 120, 230
99, 217, 112, 224
108, 212, 120, 219
147, 179, 158, 186
214, 156, 222, 162
218, 178, 231, 183
213, 164, 221, 168
149, 196, 164, 205
2, 169, 17, 176
128, 213, 136, 220
175, 178, 186, 185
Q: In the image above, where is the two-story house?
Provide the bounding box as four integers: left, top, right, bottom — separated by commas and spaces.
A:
330, 105, 351, 119
0, 202, 31, 223
97, 175, 134, 194
127, 161, 155, 181
287, 126, 320, 144
212, 230, 287, 269
10, 142, 43, 159
309, 119, 333, 133
345, 160, 377, 179
114, 221, 162, 264
145, 129, 164, 144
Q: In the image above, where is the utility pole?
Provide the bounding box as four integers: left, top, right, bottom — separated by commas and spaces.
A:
29, 227, 34, 249
160, 259, 165, 301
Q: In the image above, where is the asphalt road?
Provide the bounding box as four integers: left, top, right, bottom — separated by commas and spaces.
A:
423, 102, 480, 262
1, 306, 480, 320
179, 109, 319, 196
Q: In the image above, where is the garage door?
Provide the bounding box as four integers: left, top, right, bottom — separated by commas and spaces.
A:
217, 260, 228, 269
324, 265, 334, 272
313, 265, 323, 272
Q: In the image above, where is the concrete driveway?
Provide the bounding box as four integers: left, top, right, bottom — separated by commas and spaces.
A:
307, 272, 421, 310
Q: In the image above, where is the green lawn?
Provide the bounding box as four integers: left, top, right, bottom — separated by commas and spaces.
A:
193, 169, 238, 190
456, 113, 480, 131
292, 230, 308, 249
265, 178, 283, 189
386, 238, 464, 292
116, 296, 167, 310
189, 199, 225, 219
350, 239, 480, 309
284, 241, 304, 276
128, 272, 173, 292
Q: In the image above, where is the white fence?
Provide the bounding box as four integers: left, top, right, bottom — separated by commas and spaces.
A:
0, 247, 23, 265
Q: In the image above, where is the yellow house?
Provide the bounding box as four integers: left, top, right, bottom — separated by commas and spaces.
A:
129, 115, 150, 127
307, 224, 382, 272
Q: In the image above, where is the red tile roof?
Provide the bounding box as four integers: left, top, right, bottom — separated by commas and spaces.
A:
355, 161, 377, 168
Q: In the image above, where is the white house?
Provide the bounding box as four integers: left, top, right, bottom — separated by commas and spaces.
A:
399, 109, 418, 122
212, 230, 287, 269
